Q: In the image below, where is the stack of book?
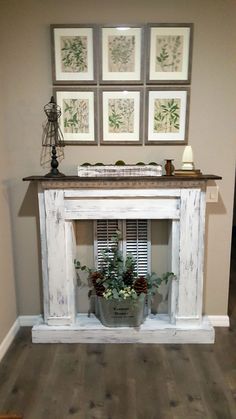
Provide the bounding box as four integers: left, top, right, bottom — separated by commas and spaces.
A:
174, 169, 202, 177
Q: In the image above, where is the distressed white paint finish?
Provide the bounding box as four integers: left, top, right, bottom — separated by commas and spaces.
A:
38, 185, 50, 321
64, 198, 180, 220
65, 220, 77, 324
168, 220, 180, 324
77, 164, 162, 177
17, 313, 227, 329
198, 187, 206, 317
32, 314, 214, 344
43, 190, 75, 325
36, 178, 214, 342
176, 188, 204, 325
64, 189, 181, 198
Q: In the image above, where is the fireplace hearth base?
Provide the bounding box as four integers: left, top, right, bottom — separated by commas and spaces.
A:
32, 314, 214, 344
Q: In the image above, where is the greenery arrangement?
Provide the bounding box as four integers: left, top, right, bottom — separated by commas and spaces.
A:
75, 230, 174, 302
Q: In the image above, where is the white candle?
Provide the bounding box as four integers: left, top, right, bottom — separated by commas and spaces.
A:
181, 145, 195, 170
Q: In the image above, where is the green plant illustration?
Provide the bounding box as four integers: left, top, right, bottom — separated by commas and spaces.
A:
154, 98, 180, 133
108, 35, 135, 72
155, 35, 183, 72
63, 99, 89, 133
108, 98, 134, 133
61, 36, 87, 72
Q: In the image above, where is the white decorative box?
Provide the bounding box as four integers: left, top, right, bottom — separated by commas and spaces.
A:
77, 165, 163, 177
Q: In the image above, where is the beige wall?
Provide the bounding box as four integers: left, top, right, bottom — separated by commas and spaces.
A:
0, 0, 235, 319
0, 50, 18, 343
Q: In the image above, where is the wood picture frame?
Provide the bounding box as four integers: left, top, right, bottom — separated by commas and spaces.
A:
100, 87, 143, 145
51, 24, 97, 84
100, 25, 144, 84
145, 87, 190, 145
54, 88, 98, 145
146, 23, 193, 84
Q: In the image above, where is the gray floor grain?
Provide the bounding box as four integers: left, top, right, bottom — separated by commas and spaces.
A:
0, 243, 235, 419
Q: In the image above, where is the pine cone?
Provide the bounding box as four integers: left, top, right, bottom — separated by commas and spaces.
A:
134, 276, 148, 295
94, 282, 105, 297
90, 271, 102, 287
90, 272, 105, 296
123, 269, 134, 286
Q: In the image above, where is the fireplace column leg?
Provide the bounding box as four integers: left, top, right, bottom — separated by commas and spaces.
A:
168, 219, 180, 324
174, 188, 206, 326
39, 188, 77, 326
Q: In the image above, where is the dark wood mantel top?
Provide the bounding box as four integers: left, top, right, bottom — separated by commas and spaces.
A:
22, 174, 222, 190
23, 174, 222, 182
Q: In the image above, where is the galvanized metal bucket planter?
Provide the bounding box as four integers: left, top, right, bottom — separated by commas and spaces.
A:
97, 294, 146, 327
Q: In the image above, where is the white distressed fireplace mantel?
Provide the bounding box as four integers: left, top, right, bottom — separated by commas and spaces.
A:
24, 175, 221, 344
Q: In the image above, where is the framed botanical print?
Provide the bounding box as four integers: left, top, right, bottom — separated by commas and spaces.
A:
146, 23, 193, 84
100, 26, 144, 83
145, 87, 190, 145
54, 88, 98, 145
100, 87, 143, 144
51, 25, 97, 84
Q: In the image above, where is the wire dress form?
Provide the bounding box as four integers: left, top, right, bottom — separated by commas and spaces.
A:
40, 97, 65, 176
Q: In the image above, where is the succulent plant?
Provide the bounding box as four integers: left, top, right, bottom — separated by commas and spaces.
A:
81, 162, 91, 166
115, 160, 126, 166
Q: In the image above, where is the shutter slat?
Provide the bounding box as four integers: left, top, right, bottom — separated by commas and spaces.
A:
95, 219, 151, 275
95, 220, 119, 269
125, 219, 150, 276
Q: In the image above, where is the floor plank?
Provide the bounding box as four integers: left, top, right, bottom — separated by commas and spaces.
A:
0, 244, 235, 418
1, 330, 236, 419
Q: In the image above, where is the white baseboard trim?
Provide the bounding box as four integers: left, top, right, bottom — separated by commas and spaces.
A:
208, 315, 230, 327
0, 319, 20, 363
18, 315, 42, 327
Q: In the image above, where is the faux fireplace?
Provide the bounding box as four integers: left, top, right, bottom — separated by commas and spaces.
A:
24, 174, 221, 343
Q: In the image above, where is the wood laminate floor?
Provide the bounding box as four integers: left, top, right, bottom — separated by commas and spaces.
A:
0, 243, 236, 419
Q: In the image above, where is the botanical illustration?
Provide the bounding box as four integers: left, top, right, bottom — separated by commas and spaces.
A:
63, 99, 89, 133
60, 36, 88, 72
108, 98, 134, 133
154, 98, 180, 133
155, 35, 183, 72
108, 35, 135, 72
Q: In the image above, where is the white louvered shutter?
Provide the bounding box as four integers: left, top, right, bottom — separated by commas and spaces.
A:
94, 220, 121, 269
124, 220, 151, 275
94, 220, 150, 275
